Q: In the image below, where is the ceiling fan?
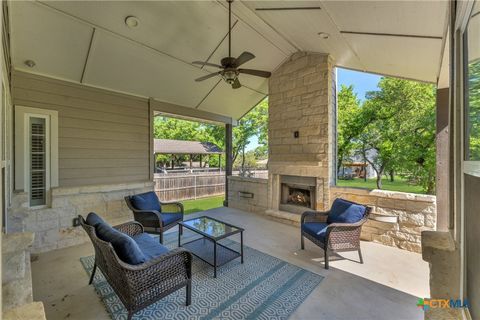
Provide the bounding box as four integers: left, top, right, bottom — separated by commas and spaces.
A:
192, 0, 271, 89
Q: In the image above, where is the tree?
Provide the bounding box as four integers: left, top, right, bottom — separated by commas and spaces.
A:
346, 77, 436, 192
153, 98, 269, 172
232, 99, 268, 173
337, 85, 366, 172
466, 60, 480, 159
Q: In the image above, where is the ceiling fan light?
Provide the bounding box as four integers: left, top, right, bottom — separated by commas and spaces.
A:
222, 70, 238, 84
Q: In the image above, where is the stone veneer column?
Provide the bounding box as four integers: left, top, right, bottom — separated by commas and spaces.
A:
268, 52, 335, 211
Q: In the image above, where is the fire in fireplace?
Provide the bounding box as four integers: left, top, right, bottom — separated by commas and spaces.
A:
279, 175, 316, 214
287, 188, 311, 207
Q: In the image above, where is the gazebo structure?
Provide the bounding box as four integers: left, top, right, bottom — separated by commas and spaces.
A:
154, 139, 224, 171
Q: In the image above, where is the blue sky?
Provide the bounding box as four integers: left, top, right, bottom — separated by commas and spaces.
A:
337, 68, 382, 102
245, 68, 381, 151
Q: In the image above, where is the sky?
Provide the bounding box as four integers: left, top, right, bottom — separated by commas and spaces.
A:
245, 68, 382, 151
337, 68, 382, 102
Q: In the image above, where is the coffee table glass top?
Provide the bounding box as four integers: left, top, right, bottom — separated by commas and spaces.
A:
180, 216, 242, 239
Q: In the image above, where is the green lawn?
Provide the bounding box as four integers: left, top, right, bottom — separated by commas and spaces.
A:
336, 177, 425, 194
181, 195, 225, 214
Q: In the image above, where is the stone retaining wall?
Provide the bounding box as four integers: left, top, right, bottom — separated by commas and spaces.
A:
228, 176, 268, 214
2, 232, 34, 312
8, 181, 153, 253
330, 186, 436, 253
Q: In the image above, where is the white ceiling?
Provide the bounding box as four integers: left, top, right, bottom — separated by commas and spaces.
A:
9, 0, 448, 120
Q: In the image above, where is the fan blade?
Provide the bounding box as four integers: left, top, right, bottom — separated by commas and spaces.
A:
238, 68, 271, 78
195, 72, 221, 82
232, 78, 241, 89
234, 52, 255, 67
192, 61, 222, 68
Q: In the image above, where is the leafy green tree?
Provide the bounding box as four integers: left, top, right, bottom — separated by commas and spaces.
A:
337, 85, 365, 171
467, 60, 480, 159
153, 98, 269, 171
233, 99, 268, 172
358, 78, 435, 192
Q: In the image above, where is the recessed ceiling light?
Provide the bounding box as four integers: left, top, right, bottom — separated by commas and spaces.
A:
24, 60, 36, 68
318, 32, 330, 39
125, 16, 139, 28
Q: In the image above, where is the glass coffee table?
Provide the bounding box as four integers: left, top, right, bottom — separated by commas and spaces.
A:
178, 216, 244, 278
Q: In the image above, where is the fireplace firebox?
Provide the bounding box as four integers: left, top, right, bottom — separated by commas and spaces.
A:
279, 175, 316, 214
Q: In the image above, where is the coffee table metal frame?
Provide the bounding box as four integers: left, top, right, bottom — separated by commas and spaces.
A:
178, 216, 244, 278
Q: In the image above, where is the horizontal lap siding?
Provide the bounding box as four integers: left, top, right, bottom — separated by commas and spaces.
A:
12, 71, 151, 187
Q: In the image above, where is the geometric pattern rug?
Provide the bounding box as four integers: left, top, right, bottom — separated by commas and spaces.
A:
80, 230, 324, 320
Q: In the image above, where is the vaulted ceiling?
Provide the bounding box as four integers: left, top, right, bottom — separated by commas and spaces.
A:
9, 1, 449, 120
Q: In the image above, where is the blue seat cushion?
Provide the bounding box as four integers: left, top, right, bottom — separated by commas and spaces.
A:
302, 222, 329, 243
133, 233, 169, 261
327, 198, 366, 224
96, 222, 146, 265
130, 192, 161, 212
161, 212, 183, 227
86, 212, 104, 227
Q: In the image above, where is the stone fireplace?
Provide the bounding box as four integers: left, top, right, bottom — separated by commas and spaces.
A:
265, 52, 336, 222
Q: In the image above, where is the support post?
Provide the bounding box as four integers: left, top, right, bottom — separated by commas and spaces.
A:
224, 123, 233, 206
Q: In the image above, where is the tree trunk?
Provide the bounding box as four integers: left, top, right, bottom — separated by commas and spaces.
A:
376, 173, 383, 189
364, 161, 368, 182
389, 170, 394, 182
426, 171, 435, 195
241, 144, 246, 172
337, 158, 343, 176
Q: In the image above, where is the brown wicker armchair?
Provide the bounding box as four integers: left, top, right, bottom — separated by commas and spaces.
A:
80, 215, 192, 320
125, 192, 184, 244
301, 199, 371, 269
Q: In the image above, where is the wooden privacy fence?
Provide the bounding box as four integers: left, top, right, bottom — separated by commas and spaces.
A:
154, 173, 225, 201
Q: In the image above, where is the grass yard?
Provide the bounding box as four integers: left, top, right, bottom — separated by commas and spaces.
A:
336, 176, 425, 194
181, 195, 225, 214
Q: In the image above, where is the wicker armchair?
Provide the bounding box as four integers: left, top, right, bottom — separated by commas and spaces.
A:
80, 215, 192, 320
125, 192, 184, 244
301, 199, 371, 269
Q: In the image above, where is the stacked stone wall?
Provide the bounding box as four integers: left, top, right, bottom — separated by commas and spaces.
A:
331, 186, 436, 253
228, 176, 268, 214
9, 181, 153, 253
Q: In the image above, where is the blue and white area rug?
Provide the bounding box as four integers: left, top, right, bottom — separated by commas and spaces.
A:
80, 231, 323, 320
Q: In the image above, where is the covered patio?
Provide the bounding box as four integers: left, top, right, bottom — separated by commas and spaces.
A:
0, 1, 476, 320
32, 207, 429, 320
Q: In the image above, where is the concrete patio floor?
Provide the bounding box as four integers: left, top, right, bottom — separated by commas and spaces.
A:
31, 207, 430, 320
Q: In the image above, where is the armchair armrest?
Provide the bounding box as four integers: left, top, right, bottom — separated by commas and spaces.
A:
127, 247, 192, 271
327, 218, 367, 230
324, 217, 369, 248
160, 201, 184, 214
301, 210, 330, 224
130, 209, 163, 224
113, 221, 144, 237
122, 248, 193, 292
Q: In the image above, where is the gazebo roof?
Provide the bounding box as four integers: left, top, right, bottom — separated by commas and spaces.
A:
154, 139, 223, 155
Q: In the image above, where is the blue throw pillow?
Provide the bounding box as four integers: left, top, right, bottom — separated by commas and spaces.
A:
96, 222, 146, 265
130, 192, 161, 212
86, 212, 105, 227
327, 198, 366, 224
